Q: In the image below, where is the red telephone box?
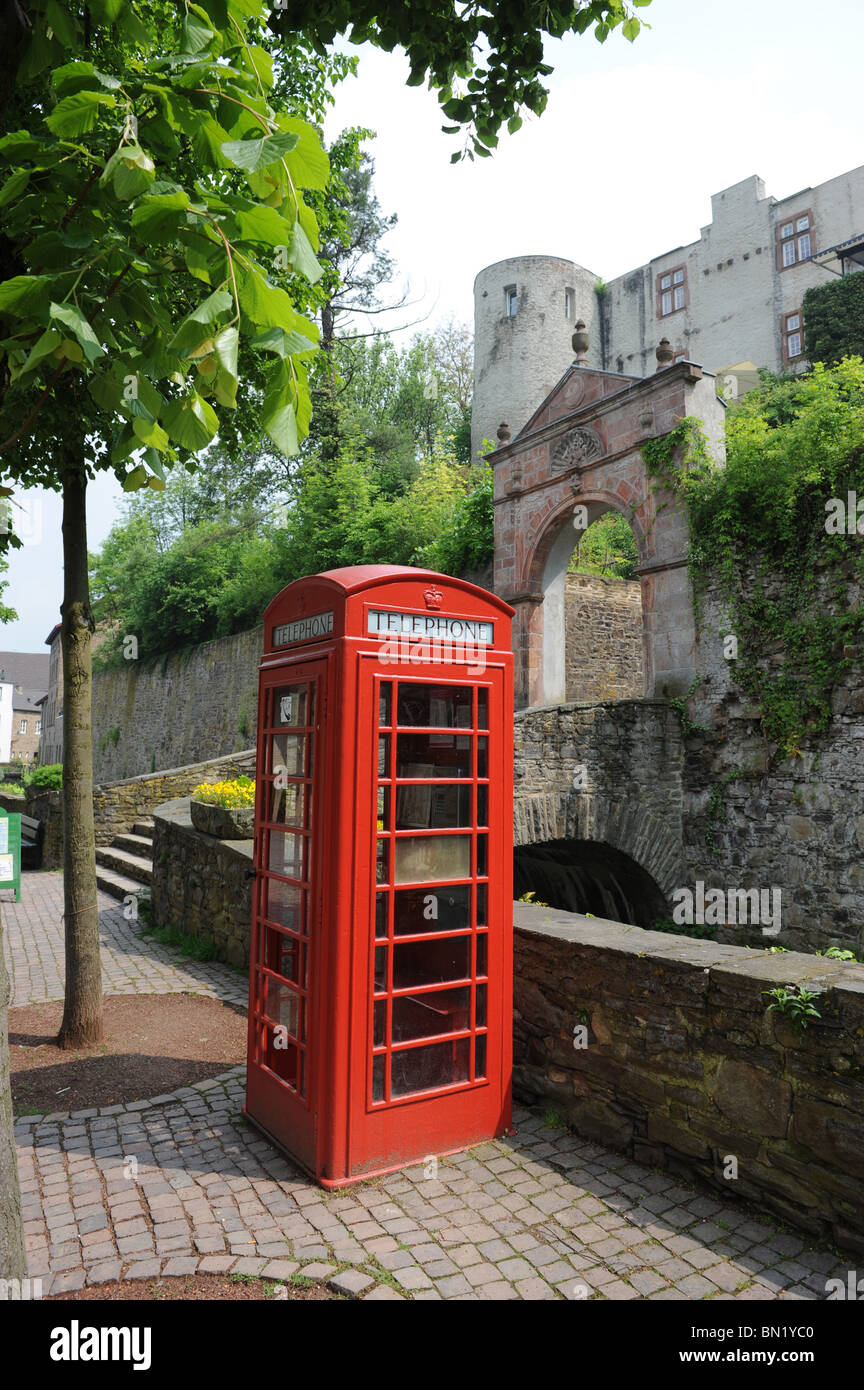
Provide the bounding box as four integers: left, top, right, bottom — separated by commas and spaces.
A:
243, 565, 514, 1187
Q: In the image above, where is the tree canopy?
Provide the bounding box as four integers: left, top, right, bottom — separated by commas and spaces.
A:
274, 0, 653, 161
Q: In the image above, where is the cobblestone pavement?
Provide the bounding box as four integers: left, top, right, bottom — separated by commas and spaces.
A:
5, 874, 850, 1301
3, 872, 246, 1009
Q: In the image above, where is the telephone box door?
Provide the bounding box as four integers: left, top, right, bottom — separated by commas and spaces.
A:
348, 659, 511, 1170
246, 658, 327, 1172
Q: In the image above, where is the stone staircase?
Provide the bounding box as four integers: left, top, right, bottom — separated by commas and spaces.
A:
95, 819, 154, 904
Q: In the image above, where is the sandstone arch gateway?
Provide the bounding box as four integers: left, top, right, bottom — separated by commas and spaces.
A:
489, 345, 726, 709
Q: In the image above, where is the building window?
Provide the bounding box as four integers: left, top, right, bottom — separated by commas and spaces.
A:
35, 720, 42, 734
504, 285, 517, 317
657, 266, 687, 317
564, 287, 574, 319
778, 213, 813, 269
782, 310, 804, 362
19, 719, 27, 734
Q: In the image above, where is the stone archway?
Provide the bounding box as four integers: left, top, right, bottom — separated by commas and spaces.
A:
513, 788, 684, 902
489, 355, 725, 709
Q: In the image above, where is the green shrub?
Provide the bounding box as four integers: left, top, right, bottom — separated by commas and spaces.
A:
23, 763, 62, 790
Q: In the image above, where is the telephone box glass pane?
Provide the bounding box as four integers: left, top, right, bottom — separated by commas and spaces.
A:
269, 830, 305, 880
395, 783, 471, 829
263, 976, 299, 1036
476, 983, 487, 1028
374, 999, 386, 1047
372, 1056, 385, 1102
391, 1039, 470, 1096
475, 1033, 487, 1079
265, 1033, 298, 1087
393, 936, 471, 987
264, 878, 303, 932
376, 837, 390, 883
378, 735, 390, 778
375, 893, 389, 939
477, 688, 489, 729
379, 683, 392, 727
477, 737, 488, 778
394, 834, 470, 883
273, 733, 306, 777
397, 734, 471, 778
476, 834, 488, 878
393, 884, 471, 935
270, 780, 306, 827
476, 884, 488, 928
275, 685, 311, 727
476, 933, 488, 977
392, 987, 470, 1042
265, 928, 299, 983
397, 684, 472, 728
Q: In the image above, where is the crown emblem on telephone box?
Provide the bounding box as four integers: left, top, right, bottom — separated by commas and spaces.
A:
424, 585, 444, 610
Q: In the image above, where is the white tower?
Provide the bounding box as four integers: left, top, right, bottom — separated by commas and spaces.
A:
472, 255, 602, 460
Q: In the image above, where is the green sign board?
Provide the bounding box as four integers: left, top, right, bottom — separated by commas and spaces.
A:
0, 811, 21, 902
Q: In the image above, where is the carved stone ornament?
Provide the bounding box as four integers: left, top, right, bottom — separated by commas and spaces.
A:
550, 426, 603, 472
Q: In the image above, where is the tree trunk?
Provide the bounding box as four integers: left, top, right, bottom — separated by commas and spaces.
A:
57, 467, 103, 1049
0, 904, 25, 1282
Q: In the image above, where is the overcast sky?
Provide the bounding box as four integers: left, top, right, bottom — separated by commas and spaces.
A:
6, 0, 863, 652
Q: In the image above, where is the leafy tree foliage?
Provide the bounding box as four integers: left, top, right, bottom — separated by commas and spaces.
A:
275, 0, 653, 160
803, 275, 864, 367
570, 511, 638, 579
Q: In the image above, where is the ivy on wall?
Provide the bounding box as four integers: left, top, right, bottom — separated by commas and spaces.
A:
642, 359, 864, 760
803, 275, 864, 366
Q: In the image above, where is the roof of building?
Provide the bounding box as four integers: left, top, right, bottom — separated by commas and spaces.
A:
12, 687, 47, 713
0, 651, 50, 688
44, 623, 61, 647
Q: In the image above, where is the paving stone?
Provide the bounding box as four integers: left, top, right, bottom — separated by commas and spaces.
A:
124, 1260, 162, 1280
328, 1270, 376, 1298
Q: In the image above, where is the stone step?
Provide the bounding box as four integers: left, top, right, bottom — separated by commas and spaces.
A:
132, 820, 155, 839
96, 865, 151, 903
113, 832, 154, 856
95, 845, 153, 886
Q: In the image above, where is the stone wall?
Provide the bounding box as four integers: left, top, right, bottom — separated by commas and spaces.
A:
92, 626, 263, 782
680, 573, 864, 955
23, 749, 256, 860
93, 749, 255, 845
565, 573, 643, 702
514, 901, 864, 1253
151, 798, 253, 968
514, 699, 684, 900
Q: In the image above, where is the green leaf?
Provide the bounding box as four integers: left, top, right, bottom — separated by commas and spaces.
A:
240, 44, 274, 88
221, 132, 299, 173
622, 16, 641, 40
101, 144, 156, 201
236, 263, 297, 330
44, 0, 80, 48
287, 222, 323, 285
49, 302, 104, 364
231, 203, 294, 247
262, 393, 298, 458
180, 11, 214, 53
20, 328, 64, 376
279, 116, 330, 190
121, 464, 149, 492
507, 114, 523, 135
130, 191, 192, 241
45, 89, 116, 137
162, 392, 218, 451
0, 170, 30, 209
249, 326, 318, 358
0, 130, 40, 160
168, 288, 234, 356
212, 324, 238, 407
0, 275, 51, 315
132, 416, 170, 450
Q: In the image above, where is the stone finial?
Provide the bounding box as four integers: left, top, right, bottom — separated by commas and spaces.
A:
572, 319, 589, 364
497, 421, 511, 443
656, 337, 674, 369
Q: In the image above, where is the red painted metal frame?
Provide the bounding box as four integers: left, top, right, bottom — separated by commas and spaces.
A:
244, 565, 514, 1187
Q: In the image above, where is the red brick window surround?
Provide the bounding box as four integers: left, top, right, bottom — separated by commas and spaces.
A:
777, 211, 813, 270
782, 309, 804, 362
657, 265, 687, 318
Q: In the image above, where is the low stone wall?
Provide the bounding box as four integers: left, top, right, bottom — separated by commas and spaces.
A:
514, 901, 864, 1253
151, 798, 253, 968
14, 749, 257, 864
93, 749, 255, 845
